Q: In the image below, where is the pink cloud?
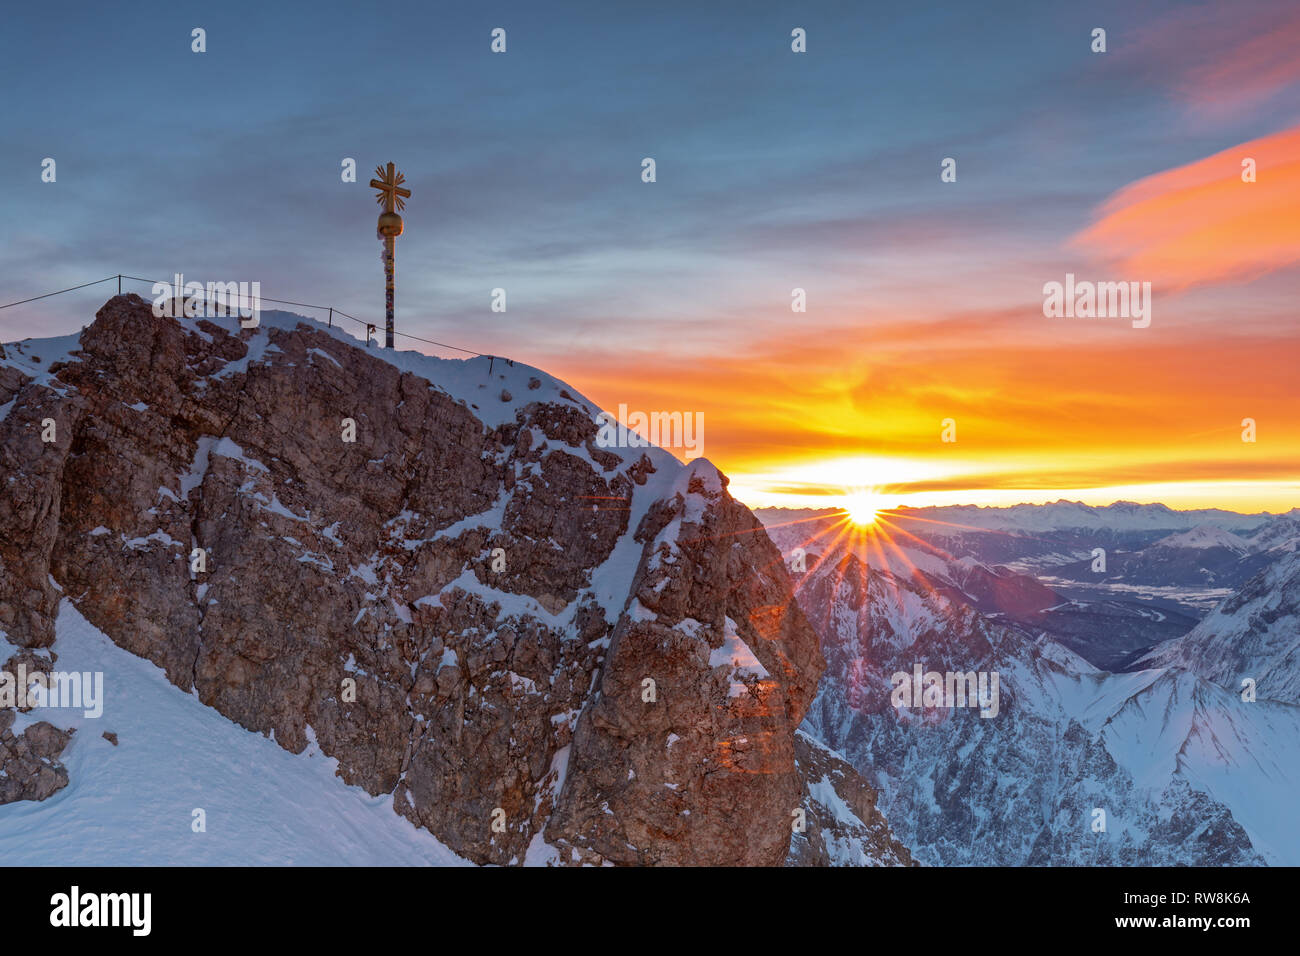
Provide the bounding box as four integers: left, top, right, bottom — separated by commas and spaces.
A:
1070, 125, 1300, 289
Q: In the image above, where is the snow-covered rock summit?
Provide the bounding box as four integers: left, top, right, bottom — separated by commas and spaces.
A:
1151, 525, 1252, 554
0, 294, 841, 866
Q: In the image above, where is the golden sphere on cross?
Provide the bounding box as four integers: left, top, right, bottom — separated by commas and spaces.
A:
377, 210, 404, 238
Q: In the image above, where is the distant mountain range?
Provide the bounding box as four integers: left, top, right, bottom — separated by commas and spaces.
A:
758, 504, 1300, 669
887, 500, 1289, 534
757, 506, 1300, 865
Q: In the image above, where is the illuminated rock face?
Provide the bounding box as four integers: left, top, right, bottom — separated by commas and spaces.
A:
0, 294, 846, 865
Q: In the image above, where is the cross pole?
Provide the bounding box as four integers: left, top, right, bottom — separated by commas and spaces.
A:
370, 163, 411, 349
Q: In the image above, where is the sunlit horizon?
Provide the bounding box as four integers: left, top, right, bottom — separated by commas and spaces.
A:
726, 478, 1300, 516
713, 453, 1300, 515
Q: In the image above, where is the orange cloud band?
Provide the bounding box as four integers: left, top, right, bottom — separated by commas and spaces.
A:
1071, 125, 1300, 289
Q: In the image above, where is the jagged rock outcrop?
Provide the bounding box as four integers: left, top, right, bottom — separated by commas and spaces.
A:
0, 295, 829, 865
0, 709, 73, 804
786, 731, 913, 866
792, 549, 1284, 865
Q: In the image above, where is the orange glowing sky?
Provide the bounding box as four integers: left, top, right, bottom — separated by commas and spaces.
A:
536, 114, 1300, 514
511, 5, 1300, 516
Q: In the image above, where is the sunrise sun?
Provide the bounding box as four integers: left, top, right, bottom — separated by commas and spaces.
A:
843, 491, 882, 527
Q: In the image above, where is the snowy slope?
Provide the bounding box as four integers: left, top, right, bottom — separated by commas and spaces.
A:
1138, 548, 1300, 706
1098, 669, 1300, 863
210, 308, 674, 439
0, 601, 470, 865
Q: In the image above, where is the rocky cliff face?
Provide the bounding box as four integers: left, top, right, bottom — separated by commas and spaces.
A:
0, 709, 73, 804
1138, 548, 1300, 706
0, 295, 834, 865
785, 731, 914, 867
793, 549, 1289, 865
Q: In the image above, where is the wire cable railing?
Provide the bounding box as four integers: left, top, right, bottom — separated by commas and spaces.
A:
1, 273, 501, 362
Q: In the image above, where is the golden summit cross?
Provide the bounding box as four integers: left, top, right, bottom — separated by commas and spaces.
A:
370, 162, 411, 349
370, 162, 410, 214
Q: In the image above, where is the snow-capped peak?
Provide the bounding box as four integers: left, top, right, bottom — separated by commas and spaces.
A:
1151, 525, 1251, 554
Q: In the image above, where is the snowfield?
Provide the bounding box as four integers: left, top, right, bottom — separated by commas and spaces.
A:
0, 601, 470, 866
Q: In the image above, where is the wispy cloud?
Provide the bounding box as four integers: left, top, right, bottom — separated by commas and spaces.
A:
1070, 125, 1300, 289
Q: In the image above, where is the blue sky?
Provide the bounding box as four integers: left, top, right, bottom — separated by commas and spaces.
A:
4, 0, 1287, 348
